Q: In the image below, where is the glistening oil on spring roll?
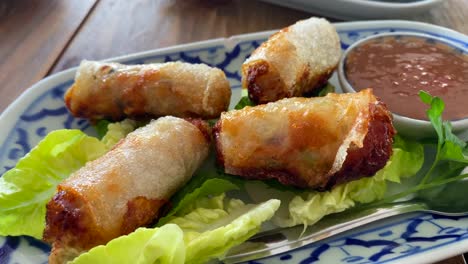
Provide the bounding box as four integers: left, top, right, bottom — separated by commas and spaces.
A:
242, 17, 341, 104
43, 117, 210, 264
64, 60, 231, 121
214, 89, 395, 190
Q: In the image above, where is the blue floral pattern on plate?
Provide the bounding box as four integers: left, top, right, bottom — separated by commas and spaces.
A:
1, 21, 467, 263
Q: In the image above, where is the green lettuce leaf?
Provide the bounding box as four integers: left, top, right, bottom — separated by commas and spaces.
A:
0, 130, 108, 238
70, 224, 185, 264
248, 135, 424, 228
234, 96, 255, 110
313, 82, 335, 97
167, 194, 280, 264
282, 184, 355, 228
101, 119, 138, 148
94, 120, 112, 138
157, 177, 239, 225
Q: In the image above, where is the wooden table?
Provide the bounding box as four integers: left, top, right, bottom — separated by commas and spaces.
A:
0, 0, 467, 263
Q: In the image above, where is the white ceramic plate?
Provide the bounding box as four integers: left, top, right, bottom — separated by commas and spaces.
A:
1, 20, 467, 264
259, 0, 443, 20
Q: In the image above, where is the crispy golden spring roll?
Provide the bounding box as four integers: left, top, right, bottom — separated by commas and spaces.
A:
242, 17, 341, 104
43, 117, 210, 264
214, 89, 395, 190
64, 60, 231, 121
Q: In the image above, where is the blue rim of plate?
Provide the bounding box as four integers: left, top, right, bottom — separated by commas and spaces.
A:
1, 20, 467, 264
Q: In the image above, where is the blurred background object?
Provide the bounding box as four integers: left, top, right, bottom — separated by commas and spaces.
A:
259, 0, 444, 20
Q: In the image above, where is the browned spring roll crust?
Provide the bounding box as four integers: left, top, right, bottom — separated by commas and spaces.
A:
214, 89, 395, 190
43, 117, 210, 264
242, 17, 341, 104
65, 60, 231, 121
325, 100, 395, 189
44, 190, 166, 263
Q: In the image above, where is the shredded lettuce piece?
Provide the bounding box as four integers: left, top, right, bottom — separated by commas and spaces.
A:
101, 119, 138, 148
247, 135, 424, 228
70, 195, 280, 264
0, 130, 108, 238
70, 224, 185, 264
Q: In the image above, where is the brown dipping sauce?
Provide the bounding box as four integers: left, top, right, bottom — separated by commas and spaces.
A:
345, 35, 468, 120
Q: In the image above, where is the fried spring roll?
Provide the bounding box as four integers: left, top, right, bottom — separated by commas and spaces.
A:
65, 60, 231, 121
43, 117, 210, 264
242, 17, 341, 104
214, 89, 395, 190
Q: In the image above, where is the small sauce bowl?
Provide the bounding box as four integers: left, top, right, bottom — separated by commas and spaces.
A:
338, 32, 468, 140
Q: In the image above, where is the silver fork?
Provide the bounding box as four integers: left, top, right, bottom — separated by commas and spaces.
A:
222, 178, 468, 263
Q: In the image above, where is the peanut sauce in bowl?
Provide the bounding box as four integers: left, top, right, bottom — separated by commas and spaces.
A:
338, 33, 468, 139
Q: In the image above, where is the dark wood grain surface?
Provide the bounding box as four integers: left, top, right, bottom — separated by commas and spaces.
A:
50, 0, 468, 75
0, 0, 467, 263
49, 0, 318, 73
0, 0, 97, 111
